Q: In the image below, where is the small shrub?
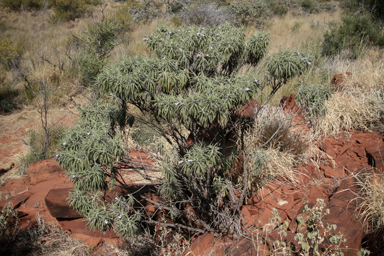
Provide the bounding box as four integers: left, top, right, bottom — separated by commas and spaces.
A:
19, 125, 66, 175
301, 0, 316, 13
266, 50, 314, 87
121, 0, 163, 24
68, 19, 120, 85
2, 0, 23, 11
49, 0, 88, 22
0, 196, 19, 250
296, 83, 333, 117
270, 199, 349, 255
230, 0, 271, 28
0, 84, 18, 113
0, 35, 23, 70
179, 3, 234, 26
107, 4, 135, 33
322, 14, 384, 59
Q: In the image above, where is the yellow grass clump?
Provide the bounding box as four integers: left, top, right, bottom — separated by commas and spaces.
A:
240, 105, 317, 192
315, 49, 384, 137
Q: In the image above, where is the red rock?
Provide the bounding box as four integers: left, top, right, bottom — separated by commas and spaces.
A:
241, 206, 254, 228
45, 188, 82, 219
185, 233, 215, 255
0, 191, 32, 209
307, 185, 328, 202
1, 178, 28, 196
321, 165, 346, 179
59, 218, 118, 238
323, 177, 363, 256
233, 99, 260, 121
280, 93, 299, 113
27, 158, 65, 185
330, 73, 352, 92
71, 233, 102, 248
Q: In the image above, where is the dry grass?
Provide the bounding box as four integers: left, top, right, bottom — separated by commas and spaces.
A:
315, 48, 384, 137
355, 170, 384, 231
241, 106, 316, 191
242, 9, 343, 106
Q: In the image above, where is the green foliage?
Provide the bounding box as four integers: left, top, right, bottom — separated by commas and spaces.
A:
69, 19, 119, 85
302, 0, 316, 13
0, 195, 19, 248
19, 125, 66, 175
57, 23, 314, 239
271, 199, 348, 255
322, 14, 384, 59
339, 0, 384, 21
176, 3, 235, 26
229, 0, 271, 27
0, 84, 18, 113
120, 0, 163, 24
296, 83, 333, 116
2, 0, 23, 11
107, 4, 135, 33
0, 35, 23, 70
2, 0, 47, 10
266, 50, 314, 86
49, 0, 100, 22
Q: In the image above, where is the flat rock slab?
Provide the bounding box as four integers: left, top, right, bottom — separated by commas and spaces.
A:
45, 188, 82, 219
0, 191, 32, 209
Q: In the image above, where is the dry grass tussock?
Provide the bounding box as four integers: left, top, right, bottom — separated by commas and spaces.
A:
5, 215, 129, 256
354, 168, 384, 252
241, 106, 318, 192
355, 169, 384, 231
315, 49, 384, 137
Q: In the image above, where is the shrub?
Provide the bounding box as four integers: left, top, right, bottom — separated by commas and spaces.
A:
19, 125, 66, 175
322, 15, 384, 59
57, 23, 312, 240
266, 50, 314, 87
0, 35, 23, 70
296, 83, 333, 117
0, 197, 19, 250
107, 4, 135, 33
302, 0, 316, 13
49, 0, 88, 22
229, 0, 271, 28
121, 0, 163, 24
0, 84, 18, 113
2, 0, 23, 11
271, 199, 349, 255
178, 3, 234, 26
68, 19, 119, 85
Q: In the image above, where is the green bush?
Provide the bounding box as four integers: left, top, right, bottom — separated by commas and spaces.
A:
0, 35, 23, 70
296, 83, 333, 117
0, 196, 19, 249
302, 0, 316, 13
19, 125, 66, 175
120, 0, 163, 24
49, 0, 90, 22
322, 14, 384, 58
57, 23, 277, 238
2, 0, 22, 11
0, 84, 18, 113
68, 19, 119, 85
2, 0, 47, 11
230, 0, 271, 27
266, 50, 314, 87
